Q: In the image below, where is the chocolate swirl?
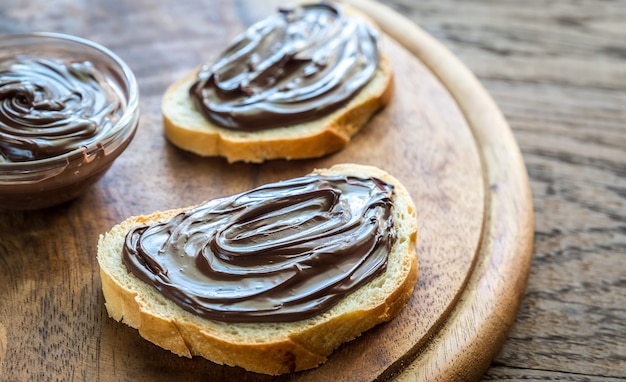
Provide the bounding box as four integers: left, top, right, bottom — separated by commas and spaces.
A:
189, 2, 380, 131
0, 57, 122, 162
122, 174, 396, 323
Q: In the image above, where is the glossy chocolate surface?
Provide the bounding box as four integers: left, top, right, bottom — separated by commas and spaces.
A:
122, 174, 396, 322
189, 2, 380, 130
0, 57, 123, 162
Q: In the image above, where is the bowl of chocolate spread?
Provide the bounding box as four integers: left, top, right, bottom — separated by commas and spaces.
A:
0, 32, 139, 210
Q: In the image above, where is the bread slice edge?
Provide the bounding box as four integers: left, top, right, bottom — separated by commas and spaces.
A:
97, 163, 418, 375
161, 55, 394, 163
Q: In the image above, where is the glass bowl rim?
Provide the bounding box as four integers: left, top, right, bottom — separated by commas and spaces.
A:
0, 32, 139, 175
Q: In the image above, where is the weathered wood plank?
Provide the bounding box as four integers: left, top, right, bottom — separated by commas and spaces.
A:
1, 0, 624, 380
383, 0, 626, 379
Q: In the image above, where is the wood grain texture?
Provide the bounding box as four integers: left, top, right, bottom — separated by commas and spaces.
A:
0, 1, 499, 381
382, 0, 626, 380
342, 1, 534, 380
8, 0, 621, 380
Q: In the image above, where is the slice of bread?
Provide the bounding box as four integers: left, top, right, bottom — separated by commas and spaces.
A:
161, 26, 393, 163
97, 163, 417, 375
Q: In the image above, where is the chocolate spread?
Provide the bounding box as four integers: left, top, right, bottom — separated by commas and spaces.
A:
122, 174, 396, 323
188, 2, 380, 130
0, 57, 123, 162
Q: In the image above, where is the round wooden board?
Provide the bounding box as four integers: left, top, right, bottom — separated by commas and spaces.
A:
0, 1, 533, 381
344, 1, 536, 380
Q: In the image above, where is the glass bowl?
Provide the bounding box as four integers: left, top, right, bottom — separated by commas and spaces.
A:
0, 32, 139, 210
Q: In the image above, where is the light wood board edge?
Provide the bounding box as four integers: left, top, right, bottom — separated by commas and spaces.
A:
340, 0, 535, 380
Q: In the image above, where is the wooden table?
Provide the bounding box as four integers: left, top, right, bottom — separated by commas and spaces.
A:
0, 0, 624, 381
381, 0, 626, 380
386, 0, 626, 379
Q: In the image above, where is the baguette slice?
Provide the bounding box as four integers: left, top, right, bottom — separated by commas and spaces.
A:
97, 163, 417, 375
162, 55, 393, 164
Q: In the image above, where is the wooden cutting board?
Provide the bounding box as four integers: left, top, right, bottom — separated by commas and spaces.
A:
0, 0, 533, 381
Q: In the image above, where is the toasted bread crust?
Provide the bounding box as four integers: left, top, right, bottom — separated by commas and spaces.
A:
97, 164, 417, 375
161, 56, 393, 163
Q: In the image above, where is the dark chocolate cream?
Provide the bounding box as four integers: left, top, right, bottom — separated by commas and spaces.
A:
0, 57, 122, 162
122, 174, 396, 323
188, 2, 380, 131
